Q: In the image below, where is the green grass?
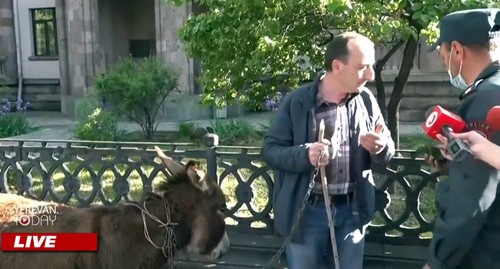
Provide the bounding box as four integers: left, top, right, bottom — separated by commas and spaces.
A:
400, 134, 430, 150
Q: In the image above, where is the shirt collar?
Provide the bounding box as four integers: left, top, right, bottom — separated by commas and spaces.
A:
315, 78, 351, 108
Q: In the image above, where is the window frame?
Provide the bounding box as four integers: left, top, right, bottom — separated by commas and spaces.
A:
30, 7, 58, 58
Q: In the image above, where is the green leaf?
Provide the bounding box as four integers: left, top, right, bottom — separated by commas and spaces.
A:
166, 0, 496, 112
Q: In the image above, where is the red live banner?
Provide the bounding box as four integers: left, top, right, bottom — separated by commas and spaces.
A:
1, 233, 98, 251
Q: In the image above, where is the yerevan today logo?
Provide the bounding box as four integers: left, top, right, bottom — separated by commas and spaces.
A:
1, 205, 98, 252
11, 205, 59, 226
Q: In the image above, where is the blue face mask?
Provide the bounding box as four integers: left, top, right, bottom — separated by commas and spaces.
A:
448, 48, 468, 90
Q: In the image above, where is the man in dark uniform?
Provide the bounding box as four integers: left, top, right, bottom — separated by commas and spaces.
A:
424, 8, 500, 269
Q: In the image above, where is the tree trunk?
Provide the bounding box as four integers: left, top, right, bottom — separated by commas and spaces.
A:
387, 35, 420, 149
374, 41, 404, 119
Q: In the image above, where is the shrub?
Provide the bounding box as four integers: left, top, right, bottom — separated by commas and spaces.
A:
211, 119, 262, 145
178, 121, 197, 139
73, 108, 127, 141
72, 96, 127, 141
72, 95, 126, 141
94, 56, 180, 141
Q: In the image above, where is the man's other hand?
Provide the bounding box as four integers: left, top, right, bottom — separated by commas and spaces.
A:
360, 124, 387, 154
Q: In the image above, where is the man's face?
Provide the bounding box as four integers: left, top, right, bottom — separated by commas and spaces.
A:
335, 39, 375, 93
438, 45, 451, 70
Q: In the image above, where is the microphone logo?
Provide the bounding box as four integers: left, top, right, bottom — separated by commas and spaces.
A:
425, 111, 438, 128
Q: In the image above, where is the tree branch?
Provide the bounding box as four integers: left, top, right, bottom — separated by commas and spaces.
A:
375, 40, 405, 71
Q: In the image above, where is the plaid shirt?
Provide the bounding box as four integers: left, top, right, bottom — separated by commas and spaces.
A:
312, 90, 353, 195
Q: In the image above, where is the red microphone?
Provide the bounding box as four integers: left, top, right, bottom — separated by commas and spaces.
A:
487, 106, 500, 131
422, 105, 471, 161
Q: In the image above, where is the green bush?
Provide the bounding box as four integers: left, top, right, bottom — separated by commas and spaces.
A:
72, 97, 127, 141
178, 121, 197, 138
211, 119, 262, 145
94, 56, 180, 141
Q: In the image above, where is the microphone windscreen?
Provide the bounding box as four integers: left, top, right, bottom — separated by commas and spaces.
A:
487, 106, 500, 131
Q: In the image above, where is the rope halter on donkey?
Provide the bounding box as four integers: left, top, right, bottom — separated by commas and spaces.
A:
127, 199, 178, 269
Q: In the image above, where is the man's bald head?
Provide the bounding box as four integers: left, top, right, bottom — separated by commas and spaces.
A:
324, 32, 375, 71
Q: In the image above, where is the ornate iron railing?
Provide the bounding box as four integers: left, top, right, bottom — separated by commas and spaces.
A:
0, 138, 445, 246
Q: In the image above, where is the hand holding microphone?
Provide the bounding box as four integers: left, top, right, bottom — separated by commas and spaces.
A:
450, 106, 500, 169
422, 105, 472, 162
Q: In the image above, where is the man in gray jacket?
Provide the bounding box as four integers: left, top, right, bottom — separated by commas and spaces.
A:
424, 8, 500, 269
262, 32, 395, 269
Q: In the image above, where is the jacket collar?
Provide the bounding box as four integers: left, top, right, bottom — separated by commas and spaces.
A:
460, 60, 500, 100
304, 71, 361, 109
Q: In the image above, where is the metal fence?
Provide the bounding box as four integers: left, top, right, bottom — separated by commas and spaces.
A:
0, 137, 445, 247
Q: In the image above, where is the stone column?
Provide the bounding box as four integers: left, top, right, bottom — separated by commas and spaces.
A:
155, 0, 194, 96
0, 0, 17, 81
57, 0, 105, 119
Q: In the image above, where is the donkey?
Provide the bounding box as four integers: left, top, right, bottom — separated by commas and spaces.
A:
0, 146, 230, 269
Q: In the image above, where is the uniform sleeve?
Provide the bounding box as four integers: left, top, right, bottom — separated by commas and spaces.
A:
426, 87, 500, 268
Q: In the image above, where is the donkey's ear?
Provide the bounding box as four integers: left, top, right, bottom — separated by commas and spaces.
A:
154, 146, 184, 177
185, 160, 209, 191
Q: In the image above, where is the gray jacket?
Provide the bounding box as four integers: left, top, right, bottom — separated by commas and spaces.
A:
262, 73, 395, 242
427, 61, 500, 269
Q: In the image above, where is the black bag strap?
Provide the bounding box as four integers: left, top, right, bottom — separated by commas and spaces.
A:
360, 90, 373, 118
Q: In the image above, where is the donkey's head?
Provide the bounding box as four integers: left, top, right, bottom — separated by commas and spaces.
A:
143, 146, 229, 261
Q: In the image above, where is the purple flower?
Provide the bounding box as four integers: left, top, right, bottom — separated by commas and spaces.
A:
0, 95, 30, 116
14, 97, 29, 112
263, 91, 288, 111
265, 99, 278, 111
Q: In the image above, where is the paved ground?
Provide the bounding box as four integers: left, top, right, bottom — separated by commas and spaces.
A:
167, 231, 426, 269
4, 111, 424, 141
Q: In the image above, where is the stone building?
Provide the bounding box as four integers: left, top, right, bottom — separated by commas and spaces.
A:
0, 0, 460, 122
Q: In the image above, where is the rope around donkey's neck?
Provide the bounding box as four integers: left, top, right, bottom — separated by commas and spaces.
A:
126, 200, 178, 268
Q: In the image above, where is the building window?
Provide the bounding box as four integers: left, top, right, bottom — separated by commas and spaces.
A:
31, 8, 58, 57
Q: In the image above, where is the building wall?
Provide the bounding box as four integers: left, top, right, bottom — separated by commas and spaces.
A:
17, 0, 60, 79
99, 0, 155, 70
155, 0, 194, 95
57, 0, 106, 118
0, 0, 17, 80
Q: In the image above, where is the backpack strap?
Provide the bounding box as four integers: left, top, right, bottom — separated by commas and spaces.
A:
359, 90, 373, 118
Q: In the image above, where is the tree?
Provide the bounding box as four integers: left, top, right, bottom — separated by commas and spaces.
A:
167, 0, 499, 147
94, 57, 180, 141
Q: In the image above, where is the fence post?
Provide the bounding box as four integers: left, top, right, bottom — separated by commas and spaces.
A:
203, 133, 219, 183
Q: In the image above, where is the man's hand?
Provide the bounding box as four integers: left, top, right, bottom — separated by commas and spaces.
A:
451, 131, 492, 161
424, 153, 448, 171
422, 263, 431, 269
308, 139, 330, 167
422, 133, 452, 171
360, 124, 387, 154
